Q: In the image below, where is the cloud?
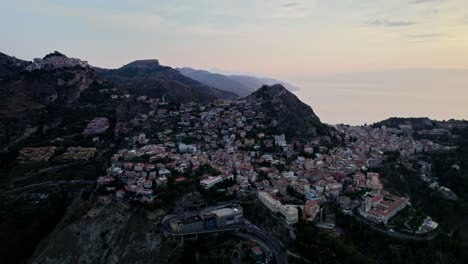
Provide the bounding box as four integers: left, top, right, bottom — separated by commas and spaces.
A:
411, 0, 441, 4
406, 33, 448, 38
98, 13, 163, 30
282, 2, 299, 8
184, 24, 239, 37
26, 2, 163, 31
368, 19, 417, 27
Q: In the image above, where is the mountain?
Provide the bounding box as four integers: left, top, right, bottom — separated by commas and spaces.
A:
0, 51, 93, 112
228, 75, 299, 92
177, 67, 300, 97
0, 51, 95, 151
246, 84, 329, 139
373, 117, 435, 130
96, 60, 238, 103
177, 67, 253, 97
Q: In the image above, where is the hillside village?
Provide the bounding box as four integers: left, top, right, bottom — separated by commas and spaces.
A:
53, 85, 455, 236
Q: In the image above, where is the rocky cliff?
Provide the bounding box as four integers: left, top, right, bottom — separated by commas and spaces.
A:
30, 198, 172, 264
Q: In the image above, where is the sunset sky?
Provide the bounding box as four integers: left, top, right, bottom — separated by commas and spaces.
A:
2, 0, 467, 124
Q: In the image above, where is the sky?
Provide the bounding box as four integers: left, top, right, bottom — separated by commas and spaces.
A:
1, 0, 468, 124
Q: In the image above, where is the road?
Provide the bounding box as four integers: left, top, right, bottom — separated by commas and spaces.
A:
2, 180, 95, 195
162, 218, 287, 264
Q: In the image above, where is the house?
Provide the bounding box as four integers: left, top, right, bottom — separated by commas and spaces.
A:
156, 176, 168, 187
143, 180, 153, 189
274, 134, 287, 147
304, 200, 320, 220
200, 176, 224, 189
158, 169, 172, 177
134, 163, 144, 172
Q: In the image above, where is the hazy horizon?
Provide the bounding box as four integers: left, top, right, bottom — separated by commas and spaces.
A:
293, 68, 468, 125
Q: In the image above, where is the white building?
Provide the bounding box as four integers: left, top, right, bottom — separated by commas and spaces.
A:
274, 134, 287, 147
178, 143, 197, 153
200, 176, 224, 189
258, 191, 299, 225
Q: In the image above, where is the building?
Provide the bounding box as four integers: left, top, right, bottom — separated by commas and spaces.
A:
214, 99, 231, 107
82, 117, 110, 135
304, 187, 321, 201
304, 200, 320, 220
417, 217, 439, 233
170, 215, 204, 233
359, 193, 409, 224
17, 146, 57, 163
258, 191, 299, 224
169, 204, 243, 233
274, 134, 287, 147
211, 207, 244, 227
200, 176, 224, 189
366, 172, 383, 194
178, 143, 197, 153
251, 246, 265, 262
158, 169, 172, 177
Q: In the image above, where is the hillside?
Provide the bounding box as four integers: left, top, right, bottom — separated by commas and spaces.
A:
96, 60, 238, 103
246, 84, 329, 139
0, 51, 95, 151
373, 117, 435, 130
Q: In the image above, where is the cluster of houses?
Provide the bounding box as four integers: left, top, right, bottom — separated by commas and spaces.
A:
17, 146, 56, 163
17, 146, 97, 163
61, 147, 97, 161
82, 117, 110, 135
26, 53, 89, 71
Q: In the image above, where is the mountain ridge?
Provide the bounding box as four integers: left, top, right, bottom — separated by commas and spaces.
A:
96, 60, 238, 103
246, 84, 329, 140
177, 67, 299, 97
177, 67, 253, 97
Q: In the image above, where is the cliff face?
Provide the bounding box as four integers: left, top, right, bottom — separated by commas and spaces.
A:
247, 84, 329, 139
30, 201, 170, 264
0, 52, 94, 151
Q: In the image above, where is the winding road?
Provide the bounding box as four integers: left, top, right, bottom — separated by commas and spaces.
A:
2, 180, 95, 195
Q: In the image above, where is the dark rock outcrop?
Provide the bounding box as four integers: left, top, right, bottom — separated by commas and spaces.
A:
247, 84, 329, 139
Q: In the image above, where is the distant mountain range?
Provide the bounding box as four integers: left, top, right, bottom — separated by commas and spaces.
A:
177, 67, 299, 97
96, 60, 238, 103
